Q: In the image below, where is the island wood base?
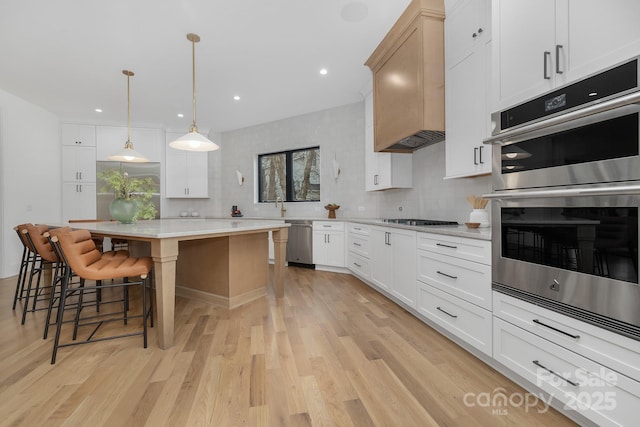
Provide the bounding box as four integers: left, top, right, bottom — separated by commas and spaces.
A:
174, 232, 270, 308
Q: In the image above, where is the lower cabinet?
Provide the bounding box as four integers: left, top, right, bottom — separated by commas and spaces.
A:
417, 282, 492, 356
312, 221, 345, 268
493, 291, 640, 427
494, 317, 640, 427
370, 227, 417, 308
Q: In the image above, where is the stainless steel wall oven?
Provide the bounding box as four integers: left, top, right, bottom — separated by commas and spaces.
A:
485, 56, 640, 340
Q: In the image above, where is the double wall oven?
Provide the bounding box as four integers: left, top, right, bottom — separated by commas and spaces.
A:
485, 56, 640, 339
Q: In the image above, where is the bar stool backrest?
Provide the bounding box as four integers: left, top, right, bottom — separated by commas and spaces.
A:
24, 224, 55, 263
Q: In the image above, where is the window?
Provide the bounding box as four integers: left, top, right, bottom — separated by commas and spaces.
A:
258, 146, 320, 202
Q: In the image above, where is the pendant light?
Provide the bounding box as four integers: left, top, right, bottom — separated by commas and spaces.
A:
170, 33, 220, 151
108, 70, 149, 162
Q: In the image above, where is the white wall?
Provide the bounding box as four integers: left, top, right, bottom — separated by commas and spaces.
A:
213, 100, 490, 223
0, 88, 61, 278
218, 102, 381, 219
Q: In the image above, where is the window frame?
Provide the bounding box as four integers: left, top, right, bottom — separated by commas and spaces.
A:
257, 146, 320, 203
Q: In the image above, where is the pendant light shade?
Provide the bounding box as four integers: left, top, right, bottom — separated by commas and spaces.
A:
170, 33, 220, 152
109, 70, 149, 162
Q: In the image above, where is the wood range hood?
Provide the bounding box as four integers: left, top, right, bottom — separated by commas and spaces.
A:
365, 0, 445, 153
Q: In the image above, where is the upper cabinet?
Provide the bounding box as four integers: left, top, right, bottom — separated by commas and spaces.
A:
165, 132, 209, 198
444, 0, 492, 178
492, 0, 640, 111
96, 126, 162, 162
365, 0, 445, 153
61, 124, 95, 146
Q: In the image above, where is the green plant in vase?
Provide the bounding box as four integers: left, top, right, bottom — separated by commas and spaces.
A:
98, 167, 157, 223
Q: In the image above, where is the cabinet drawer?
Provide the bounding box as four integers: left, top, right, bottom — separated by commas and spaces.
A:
313, 221, 344, 231
417, 250, 491, 310
347, 233, 371, 258
493, 292, 640, 382
417, 232, 490, 265
417, 282, 492, 356
348, 222, 370, 236
347, 252, 370, 279
494, 318, 640, 427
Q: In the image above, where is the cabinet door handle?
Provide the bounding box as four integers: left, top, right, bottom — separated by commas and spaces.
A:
436, 243, 457, 249
543, 51, 551, 79
477, 28, 483, 34
478, 145, 484, 164
353, 242, 361, 247
532, 319, 580, 339
555, 45, 564, 74
472, 32, 477, 38
327, 234, 330, 244
75, 172, 79, 180
79, 172, 82, 180
532, 360, 580, 387
78, 184, 82, 192
76, 184, 79, 192
437, 270, 458, 280
353, 262, 362, 268
473, 147, 479, 165
436, 306, 458, 318
374, 174, 379, 185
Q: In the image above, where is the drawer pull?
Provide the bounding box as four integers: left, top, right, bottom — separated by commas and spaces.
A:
353, 242, 362, 246
532, 360, 580, 387
354, 227, 361, 230
436, 243, 457, 249
437, 271, 458, 280
532, 319, 580, 339
323, 225, 331, 227
353, 262, 361, 268
436, 306, 458, 318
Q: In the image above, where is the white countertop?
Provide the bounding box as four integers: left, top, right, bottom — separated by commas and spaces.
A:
63, 218, 288, 239
168, 216, 491, 241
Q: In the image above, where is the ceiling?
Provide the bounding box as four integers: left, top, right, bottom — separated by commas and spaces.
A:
0, 0, 411, 134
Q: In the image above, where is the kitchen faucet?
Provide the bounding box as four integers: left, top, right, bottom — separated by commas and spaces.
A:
275, 197, 286, 217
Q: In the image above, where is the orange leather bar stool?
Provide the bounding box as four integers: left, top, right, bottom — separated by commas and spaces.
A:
12, 224, 41, 310
19, 224, 56, 325
49, 229, 153, 364
68, 219, 129, 252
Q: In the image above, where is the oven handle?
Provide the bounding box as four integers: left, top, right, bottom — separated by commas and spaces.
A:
483, 90, 640, 145
483, 184, 640, 200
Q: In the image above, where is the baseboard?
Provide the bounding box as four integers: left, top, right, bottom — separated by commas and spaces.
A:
175, 285, 266, 309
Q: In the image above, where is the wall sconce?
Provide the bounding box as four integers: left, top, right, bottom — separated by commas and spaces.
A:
332, 158, 341, 181
236, 170, 245, 187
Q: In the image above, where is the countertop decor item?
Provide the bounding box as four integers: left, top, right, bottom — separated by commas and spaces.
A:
98, 167, 157, 223
324, 203, 340, 219
466, 195, 490, 228
465, 222, 481, 229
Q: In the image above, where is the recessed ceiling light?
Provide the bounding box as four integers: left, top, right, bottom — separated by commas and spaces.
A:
95, 108, 102, 113
233, 95, 240, 101
320, 68, 328, 75
177, 113, 184, 118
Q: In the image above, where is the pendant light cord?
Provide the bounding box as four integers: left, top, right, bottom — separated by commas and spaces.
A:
190, 34, 198, 132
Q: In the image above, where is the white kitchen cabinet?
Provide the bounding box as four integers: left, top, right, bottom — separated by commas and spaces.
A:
62, 182, 96, 223
444, 0, 492, 178
416, 231, 492, 355
364, 90, 412, 191
492, 0, 640, 111
312, 221, 345, 268
165, 132, 209, 198
96, 126, 162, 162
494, 316, 640, 427
61, 124, 97, 223
346, 223, 371, 279
62, 146, 96, 183
370, 226, 417, 308
62, 123, 96, 146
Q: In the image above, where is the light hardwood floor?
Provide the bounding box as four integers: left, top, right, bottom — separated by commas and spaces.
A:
0, 267, 577, 426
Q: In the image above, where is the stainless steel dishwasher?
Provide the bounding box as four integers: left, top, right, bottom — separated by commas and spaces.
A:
285, 219, 314, 267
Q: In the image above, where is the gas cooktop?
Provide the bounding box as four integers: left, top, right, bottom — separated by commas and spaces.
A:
381, 218, 458, 226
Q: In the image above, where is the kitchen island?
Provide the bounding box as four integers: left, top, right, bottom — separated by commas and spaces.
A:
63, 218, 289, 349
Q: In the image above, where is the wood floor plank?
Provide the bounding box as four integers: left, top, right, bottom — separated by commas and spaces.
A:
0, 268, 578, 427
